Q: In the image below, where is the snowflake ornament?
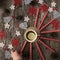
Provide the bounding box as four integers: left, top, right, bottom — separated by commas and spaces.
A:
16, 30, 21, 36
19, 22, 28, 29
53, 10, 60, 19
5, 50, 11, 59
24, 16, 30, 22
8, 44, 13, 49
4, 23, 10, 29
24, 0, 32, 5
38, 0, 44, 4
48, 7, 53, 12
0, 42, 5, 48
10, 5, 15, 10
51, 2, 56, 7
3, 16, 12, 23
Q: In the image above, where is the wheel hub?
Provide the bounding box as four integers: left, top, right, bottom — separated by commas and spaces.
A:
24, 27, 39, 42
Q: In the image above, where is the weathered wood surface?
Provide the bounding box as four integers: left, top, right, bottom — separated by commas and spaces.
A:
0, 0, 60, 60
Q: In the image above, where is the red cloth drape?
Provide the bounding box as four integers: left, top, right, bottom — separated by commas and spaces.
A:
40, 4, 48, 12
12, 38, 20, 47
0, 30, 6, 40
27, 6, 37, 16
14, 0, 22, 6
51, 20, 60, 29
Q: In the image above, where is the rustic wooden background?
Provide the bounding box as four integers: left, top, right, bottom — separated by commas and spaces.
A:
0, 0, 60, 60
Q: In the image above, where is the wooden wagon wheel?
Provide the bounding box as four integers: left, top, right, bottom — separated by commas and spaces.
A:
13, 1, 60, 60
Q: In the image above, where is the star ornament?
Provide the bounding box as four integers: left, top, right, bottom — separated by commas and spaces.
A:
8, 44, 13, 49
38, 0, 44, 4
48, 7, 53, 12
51, 2, 56, 7
24, 16, 30, 22
10, 5, 15, 10
16, 30, 21, 36
4, 23, 10, 29
0, 42, 5, 48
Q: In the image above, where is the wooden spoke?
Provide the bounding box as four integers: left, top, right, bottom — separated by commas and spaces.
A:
34, 8, 40, 27
20, 41, 27, 53
41, 30, 60, 34
38, 11, 48, 30
40, 36, 60, 42
40, 18, 55, 31
35, 42, 46, 60
30, 43, 33, 60
39, 40, 56, 53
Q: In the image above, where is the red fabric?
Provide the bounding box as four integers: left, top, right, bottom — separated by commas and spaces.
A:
14, 0, 22, 6
40, 4, 48, 12
12, 38, 20, 47
0, 30, 6, 40
51, 20, 60, 29
27, 6, 37, 16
